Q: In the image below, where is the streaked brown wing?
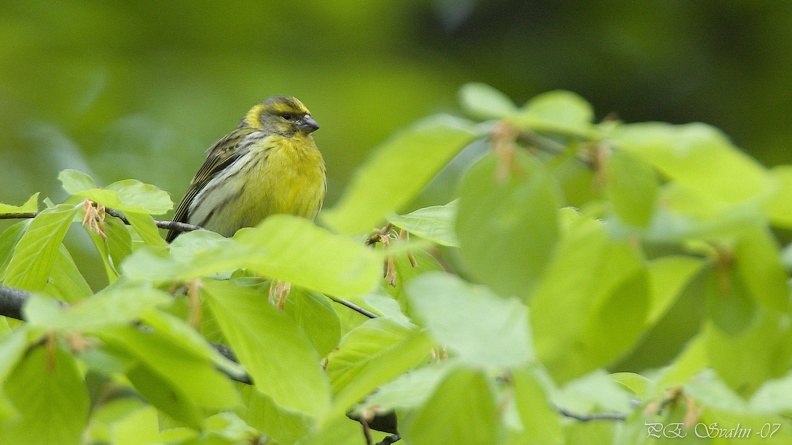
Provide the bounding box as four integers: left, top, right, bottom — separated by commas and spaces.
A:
166, 128, 257, 242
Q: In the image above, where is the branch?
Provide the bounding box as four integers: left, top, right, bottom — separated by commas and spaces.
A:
0, 209, 202, 236
554, 405, 627, 422
0, 284, 29, 320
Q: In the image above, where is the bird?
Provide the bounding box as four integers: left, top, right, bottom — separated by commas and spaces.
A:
166, 96, 326, 242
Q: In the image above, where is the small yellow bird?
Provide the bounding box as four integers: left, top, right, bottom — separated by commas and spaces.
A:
166, 96, 326, 242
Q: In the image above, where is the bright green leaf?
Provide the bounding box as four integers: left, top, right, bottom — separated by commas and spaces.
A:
123, 215, 382, 298
764, 165, 792, 228
202, 280, 330, 416
233, 215, 383, 297
387, 200, 459, 247
325, 317, 432, 420
703, 264, 756, 335
24, 284, 170, 331
610, 372, 652, 398
531, 217, 649, 383
608, 122, 771, 203
125, 360, 203, 428
0, 193, 39, 214
322, 114, 477, 234
551, 370, 633, 416
125, 211, 168, 247
2, 345, 89, 445
605, 150, 658, 227
518, 90, 595, 137
704, 310, 792, 396
457, 151, 559, 299
381, 248, 446, 317
42, 244, 93, 302
401, 367, 499, 445
511, 367, 563, 445
0, 327, 30, 383
459, 82, 518, 120
646, 256, 704, 326
4, 203, 79, 291
105, 179, 173, 215
238, 385, 311, 445
138, 309, 246, 381
59, 169, 173, 215
0, 221, 28, 281
59, 169, 97, 194
355, 361, 453, 413
98, 325, 241, 411
734, 225, 788, 312
282, 288, 341, 358
407, 272, 533, 368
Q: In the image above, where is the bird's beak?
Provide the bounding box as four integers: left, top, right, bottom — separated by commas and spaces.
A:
296, 115, 320, 134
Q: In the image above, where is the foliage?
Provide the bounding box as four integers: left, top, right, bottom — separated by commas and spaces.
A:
2, 83, 792, 444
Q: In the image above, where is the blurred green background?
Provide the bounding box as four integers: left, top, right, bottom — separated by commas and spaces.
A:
2, 0, 792, 287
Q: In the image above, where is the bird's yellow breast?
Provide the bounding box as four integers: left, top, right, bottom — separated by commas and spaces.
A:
249, 133, 326, 218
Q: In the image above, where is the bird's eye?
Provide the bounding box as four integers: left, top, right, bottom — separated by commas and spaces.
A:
281, 113, 294, 120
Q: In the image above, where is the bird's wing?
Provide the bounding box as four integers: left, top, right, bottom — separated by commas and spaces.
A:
166, 128, 257, 241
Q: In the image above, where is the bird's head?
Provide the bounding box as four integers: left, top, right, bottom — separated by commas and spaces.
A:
242, 96, 319, 136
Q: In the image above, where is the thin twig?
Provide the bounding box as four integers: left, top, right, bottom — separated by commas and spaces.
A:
0, 208, 202, 235
553, 405, 627, 422
375, 435, 401, 445
325, 294, 378, 319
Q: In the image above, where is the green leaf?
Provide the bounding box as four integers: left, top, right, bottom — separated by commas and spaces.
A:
123, 215, 382, 298
233, 215, 382, 297
0, 327, 30, 383
457, 151, 559, 299
283, 288, 341, 358
387, 200, 459, 247
703, 264, 756, 335
646, 256, 704, 326
530, 217, 649, 383
322, 114, 477, 234
0, 221, 31, 281
138, 309, 246, 381
88, 216, 132, 282
355, 361, 452, 413
381, 248, 446, 317
704, 310, 792, 396
401, 367, 499, 445
605, 150, 658, 227
734, 225, 788, 312
4, 203, 79, 291
764, 165, 792, 228
0, 193, 39, 213
59, 170, 173, 215
459, 82, 518, 120
608, 122, 771, 203
125, 211, 168, 247
610, 372, 652, 398
551, 370, 633, 416
238, 385, 311, 445
518, 90, 595, 137
59, 169, 97, 194
202, 280, 330, 416
42, 244, 94, 302
2, 345, 90, 445
511, 367, 563, 445
125, 360, 203, 428
407, 273, 533, 368
25, 284, 170, 331
98, 325, 241, 412
325, 317, 433, 420
105, 179, 173, 215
